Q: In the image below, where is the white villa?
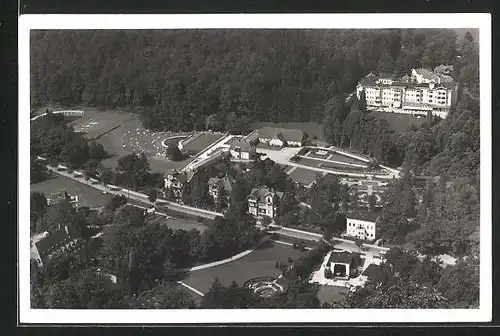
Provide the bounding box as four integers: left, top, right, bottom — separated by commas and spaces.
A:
345, 214, 379, 241
247, 186, 283, 219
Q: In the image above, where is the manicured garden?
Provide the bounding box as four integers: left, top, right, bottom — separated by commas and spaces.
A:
182, 132, 225, 155
181, 240, 305, 294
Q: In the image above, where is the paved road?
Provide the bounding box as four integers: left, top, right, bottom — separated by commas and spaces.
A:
46, 166, 222, 220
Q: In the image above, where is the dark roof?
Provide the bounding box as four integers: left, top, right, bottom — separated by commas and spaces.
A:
35, 227, 74, 256
359, 73, 378, 86
208, 175, 235, 193
328, 251, 352, 264
378, 72, 396, 79
362, 264, 382, 279
229, 139, 255, 152
258, 127, 304, 143
346, 211, 380, 222
247, 186, 283, 202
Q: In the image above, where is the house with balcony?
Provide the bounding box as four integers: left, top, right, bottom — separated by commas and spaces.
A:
247, 186, 283, 219
164, 169, 194, 201
208, 174, 235, 204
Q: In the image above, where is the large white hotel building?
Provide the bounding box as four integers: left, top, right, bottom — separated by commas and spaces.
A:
356, 67, 458, 119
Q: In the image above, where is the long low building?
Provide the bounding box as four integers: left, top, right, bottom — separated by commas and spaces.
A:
245, 126, 304, 148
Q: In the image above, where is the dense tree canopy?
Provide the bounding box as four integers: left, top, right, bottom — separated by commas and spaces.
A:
31, 29, 459, 132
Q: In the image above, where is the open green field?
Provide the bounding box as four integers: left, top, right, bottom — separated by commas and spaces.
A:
30, 174, 112, 208
287, 168, 319, 185
69, 108, 191, 173
315, 285, 348, 305
367, 111, 425, 133
151, 216, 208, 233
181, 240, 305, 294
253, 121, 324, 141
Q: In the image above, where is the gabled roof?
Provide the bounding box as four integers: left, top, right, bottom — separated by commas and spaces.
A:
328, 251, 352, 264
247, 186, 283, 202
434, 64, 454, 74
346, 210, 380, 223
413, 68, 442, 83
209, 175, 235, 193
35, 226, 77, 256
359, 72, 378, 86
258, 127, 304, 143
229, 139, 255, 152
362, 263, 382, 279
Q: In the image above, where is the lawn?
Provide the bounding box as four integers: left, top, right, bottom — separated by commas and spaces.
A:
316, 285, 348, 305
30, 174, 112, 208
151, 216, 208, 233
181, 240, 305, 294
368, 111, 425, 133
182, 132, 225, 155
287, 168, 320, 185
253, 121, 325, 142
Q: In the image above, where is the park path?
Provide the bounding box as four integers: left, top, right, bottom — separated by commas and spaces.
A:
296, 154, 368, 168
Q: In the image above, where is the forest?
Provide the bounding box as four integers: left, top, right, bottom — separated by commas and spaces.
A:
30, 29, 463, 132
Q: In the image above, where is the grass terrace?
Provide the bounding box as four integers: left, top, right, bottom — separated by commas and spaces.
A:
181, 240, 305, 294
182, 132, 226, 155
316, 285, 348, 306
30, 174, 112, 208
287, 168, 320, 185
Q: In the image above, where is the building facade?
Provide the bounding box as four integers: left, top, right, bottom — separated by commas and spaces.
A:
356, 68, 458, 118
250, 127, 304, 148
247, 186, 283, 218
345, 216, 378, 241
229, 140, 257, 160
31, 225, 83, 267
164, 170, 194, 201
208, 175, 235, 203
328, 251, 352, 280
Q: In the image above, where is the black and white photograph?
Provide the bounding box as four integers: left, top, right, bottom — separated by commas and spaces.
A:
19, 14, 491, 323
